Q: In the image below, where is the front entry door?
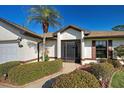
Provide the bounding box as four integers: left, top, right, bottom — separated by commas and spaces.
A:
66, 41, 75, 60
61, 41, 80, 63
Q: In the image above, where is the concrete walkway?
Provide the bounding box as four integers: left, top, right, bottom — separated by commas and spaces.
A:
0, 63, 81, 88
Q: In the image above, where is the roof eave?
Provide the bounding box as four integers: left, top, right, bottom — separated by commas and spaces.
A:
85, 35, 124, 39
0, 18, 42, 39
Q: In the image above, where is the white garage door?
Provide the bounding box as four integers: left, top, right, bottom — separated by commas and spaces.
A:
0, 43, 18, 64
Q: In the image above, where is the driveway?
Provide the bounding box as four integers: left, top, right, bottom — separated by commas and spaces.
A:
23, 62, 81, 88
0, 62, 81, 88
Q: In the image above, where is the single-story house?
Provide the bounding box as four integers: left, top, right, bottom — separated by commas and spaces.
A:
0, 18, 124, 65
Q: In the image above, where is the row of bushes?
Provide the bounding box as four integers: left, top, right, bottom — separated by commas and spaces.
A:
52, 62, 115, 88
52, 70, 100, 88
8, 59, 63, 85
98, 58, 122, 68
0, 61, 20, 78
52, 58, 123, 88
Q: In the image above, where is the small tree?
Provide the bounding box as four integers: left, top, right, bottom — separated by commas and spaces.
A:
114, 45, 124, 61
112, 25, 124, 31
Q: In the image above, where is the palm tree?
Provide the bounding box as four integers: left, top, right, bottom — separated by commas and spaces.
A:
112, 25, 124, 31
28, 5, 62, 61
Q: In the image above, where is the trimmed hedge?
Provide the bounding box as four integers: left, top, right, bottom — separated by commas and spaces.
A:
52, 70, 100, 88
90, 63, 114, 81
98, 58, 107, 63
8, 60, 63, 85
0, 61, 20, 78
107, 59, 122, 68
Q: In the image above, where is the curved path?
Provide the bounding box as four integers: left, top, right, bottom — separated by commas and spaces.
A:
23, 63, 81, 88
0, 63, 80, 88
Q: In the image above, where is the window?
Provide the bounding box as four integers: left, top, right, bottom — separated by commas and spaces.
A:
96, 40, 107, 58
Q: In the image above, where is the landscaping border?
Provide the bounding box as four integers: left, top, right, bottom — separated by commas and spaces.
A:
108, 70, 120, 88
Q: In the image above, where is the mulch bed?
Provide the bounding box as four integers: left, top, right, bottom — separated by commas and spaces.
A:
78, 64, 92, 72
0, 77, 10, 83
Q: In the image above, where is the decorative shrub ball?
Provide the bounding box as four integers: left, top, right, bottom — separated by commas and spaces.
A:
90, 62, 114, 81
52, 70, 100, 88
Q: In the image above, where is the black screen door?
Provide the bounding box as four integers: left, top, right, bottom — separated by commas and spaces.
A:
66, 41, 75, 60
61, 40, 80, 63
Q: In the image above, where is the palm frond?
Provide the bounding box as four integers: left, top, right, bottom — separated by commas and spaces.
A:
27, 5, 63, 32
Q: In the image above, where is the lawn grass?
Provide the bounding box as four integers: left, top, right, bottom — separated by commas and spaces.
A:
111, 71, 124, 88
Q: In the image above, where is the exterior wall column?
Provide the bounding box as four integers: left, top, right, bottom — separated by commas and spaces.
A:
108, 40, 113, 59
81, 31, 85, 60
57, 32, 61, 58
92, 40, 96, 60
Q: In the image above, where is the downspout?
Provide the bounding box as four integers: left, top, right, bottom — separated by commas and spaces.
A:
37, 42, 40, 62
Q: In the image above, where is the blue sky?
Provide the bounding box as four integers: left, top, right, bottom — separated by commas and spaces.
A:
0, 5, 124, 34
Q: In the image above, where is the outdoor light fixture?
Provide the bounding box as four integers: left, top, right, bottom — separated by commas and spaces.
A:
3, 73, 8, 80
17, 37, 23, 48
17, 37, 22, 42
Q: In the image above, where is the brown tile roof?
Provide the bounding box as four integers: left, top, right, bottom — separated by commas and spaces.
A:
0, 18, 42, 39
85, 31, 124, 38
40, 32, 54, 38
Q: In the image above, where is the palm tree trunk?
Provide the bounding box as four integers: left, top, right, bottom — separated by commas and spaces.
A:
42, 21, 49, 61
42, 35, 46, 61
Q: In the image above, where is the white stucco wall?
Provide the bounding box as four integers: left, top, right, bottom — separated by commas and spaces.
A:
0, 24, 39, 64
0, 25, 18, 40
18, 39, 38, 61
81, 39, 95, 65
0, 39, 38, 64
46, 40, 57, 58
60, 28, 81, 40
84, 39, 92, 59
81, 60, 97, 65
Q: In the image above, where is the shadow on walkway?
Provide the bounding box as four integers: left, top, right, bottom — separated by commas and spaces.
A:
42, 77, 56, 88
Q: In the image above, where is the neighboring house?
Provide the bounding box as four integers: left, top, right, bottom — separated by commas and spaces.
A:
0, 18, 124, 65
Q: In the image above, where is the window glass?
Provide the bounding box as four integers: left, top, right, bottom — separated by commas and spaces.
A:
96, 40, 107, 58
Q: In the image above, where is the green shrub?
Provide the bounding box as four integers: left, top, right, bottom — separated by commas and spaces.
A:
8, 60, 63, 85
98, 58, 107, 63
113, 60, 122, 68
107, 59, 122, 68
114, 45, 124, 60
90, 63, 114, 81
52, 70, 100, 88
89, 62, 96, 66
0, 64, 2, 77
107, 58, 113, 64
0, 61, 20, 77
44, 55, 49, 62
55, 58, 63, 62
